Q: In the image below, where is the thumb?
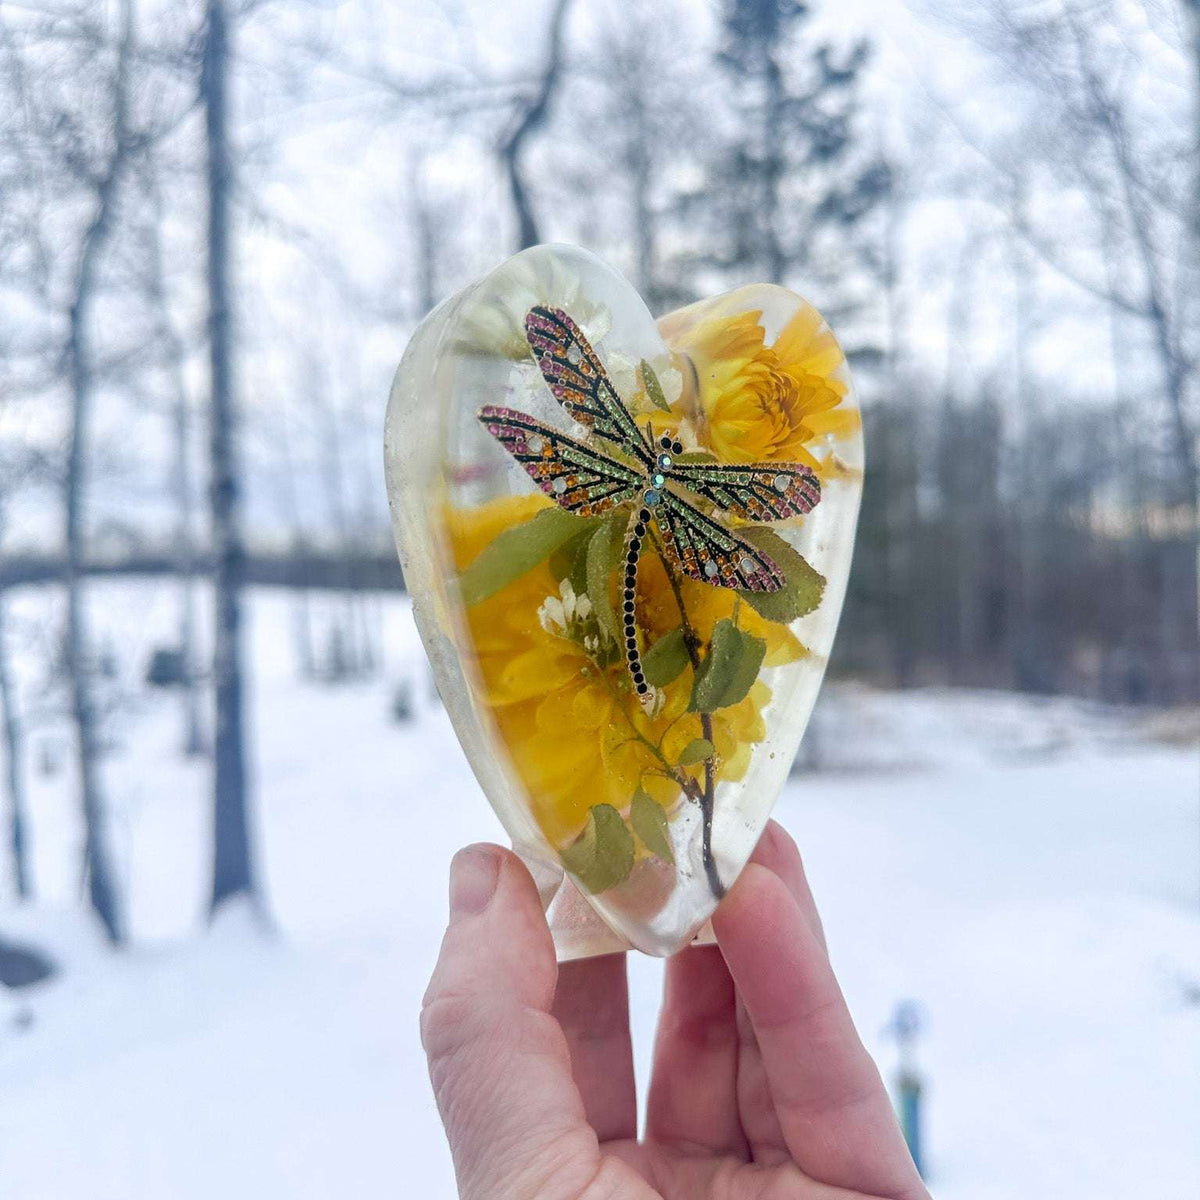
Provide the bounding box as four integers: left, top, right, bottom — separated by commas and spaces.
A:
421, 845, 599, 1200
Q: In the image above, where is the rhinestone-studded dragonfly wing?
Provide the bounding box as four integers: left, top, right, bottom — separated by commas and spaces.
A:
477, 406, 644, 517
654, 490, 786, 592
668, 460, 820, 522
524, 307, 652, 464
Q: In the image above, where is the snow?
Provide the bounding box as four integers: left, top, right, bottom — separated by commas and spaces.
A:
0, 582, 1196, 1198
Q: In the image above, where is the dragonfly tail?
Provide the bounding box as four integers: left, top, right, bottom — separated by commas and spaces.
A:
620, 504, 653, 706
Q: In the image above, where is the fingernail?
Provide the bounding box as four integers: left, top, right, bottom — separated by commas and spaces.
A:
449, 846, 501, 919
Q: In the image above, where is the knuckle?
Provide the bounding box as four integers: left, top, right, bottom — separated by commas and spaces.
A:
420, 988, 493, 1062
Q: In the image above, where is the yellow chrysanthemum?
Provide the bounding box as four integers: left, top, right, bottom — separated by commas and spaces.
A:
446, 494, 800, 848
659, 304, 858, 472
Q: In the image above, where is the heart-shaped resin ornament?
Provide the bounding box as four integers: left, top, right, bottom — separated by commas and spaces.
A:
385, 245, 862, 959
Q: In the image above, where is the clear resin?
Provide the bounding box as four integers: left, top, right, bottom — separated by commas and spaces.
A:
384, 244, 863, 958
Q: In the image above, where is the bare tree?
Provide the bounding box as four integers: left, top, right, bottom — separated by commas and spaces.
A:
60, 0, 137, 945
204, 0, 259, 916
934, 0, 1198, 697
498, 0, 573, 250
974, 4, 1193, 490
0, 615, 28, 900
0, 496, 30, 900
583, 0, 706, 311
142, 169, 206, 757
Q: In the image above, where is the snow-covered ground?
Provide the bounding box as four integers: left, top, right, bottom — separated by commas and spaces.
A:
0, 583, 1196, 1199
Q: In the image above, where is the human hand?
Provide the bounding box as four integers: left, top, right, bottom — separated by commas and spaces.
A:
421, 821, 929, 1199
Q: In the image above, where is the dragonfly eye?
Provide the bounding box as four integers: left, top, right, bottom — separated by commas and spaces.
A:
671, 440, 684, 456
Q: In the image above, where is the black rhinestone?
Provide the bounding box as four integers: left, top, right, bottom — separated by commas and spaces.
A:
630, 537, 641, 551
636, 682, 648, 694
623, 600, 634, 613
671, 441, 683, 455
638, 508, 650, 522
623, 587, 634, 599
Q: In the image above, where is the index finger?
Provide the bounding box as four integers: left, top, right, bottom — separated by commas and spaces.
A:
713, 864, 927, 1200
552, 953, 637, 1143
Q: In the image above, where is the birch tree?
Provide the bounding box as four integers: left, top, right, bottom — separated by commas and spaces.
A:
203, 0, 259, 915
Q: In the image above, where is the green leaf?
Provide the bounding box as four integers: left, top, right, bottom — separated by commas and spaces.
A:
549, 522, 595, 595
735, 527, 826, 624
586, 525, 616, 643
691, 618, 766, 713
640, 360, 671, 412
630, 789, 675, 865
459, 507, 597, 606
641, 627, 690, 687
676, 737, 715, 767
585, 512, 628, 645
559, 803, 635, 894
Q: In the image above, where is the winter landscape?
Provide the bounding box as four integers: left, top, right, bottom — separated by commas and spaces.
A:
2, 0, 1198, 1195
0, 583, 1195, 1199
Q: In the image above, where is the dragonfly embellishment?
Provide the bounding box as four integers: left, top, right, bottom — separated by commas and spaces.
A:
478, 306, 822, 703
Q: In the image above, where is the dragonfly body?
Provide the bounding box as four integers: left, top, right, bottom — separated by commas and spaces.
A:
478, 306, 822, 702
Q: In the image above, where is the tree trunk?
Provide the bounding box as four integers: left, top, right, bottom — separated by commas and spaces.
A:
628, 101, 658, 303
174, 381, 205, 756
277, 420, 317, 679
761, 48, 786, 285
1182, 0, 1200, 703
62, 0, 135, 945
1181, 0, 1200, 278
0, 591, 30, 900
408, 155, 438, 318
1178, 0, 1200, 901
204, 0, 258, 915
147, 177, 205, 756
880, 173, 918, 686
498, 0, 572, 251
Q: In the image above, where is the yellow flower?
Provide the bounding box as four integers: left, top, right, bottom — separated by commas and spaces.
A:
661, 303, 858, 472
446, 494, 800, 848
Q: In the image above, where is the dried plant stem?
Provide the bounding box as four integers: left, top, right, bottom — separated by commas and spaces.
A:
651, 534, 724, 899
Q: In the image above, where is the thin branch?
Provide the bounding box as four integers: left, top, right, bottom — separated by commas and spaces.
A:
498, 0, 573, 250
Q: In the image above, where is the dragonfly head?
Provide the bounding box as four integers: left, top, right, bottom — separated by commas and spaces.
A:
649, 434, 686, 496
655, 433, 685, 476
